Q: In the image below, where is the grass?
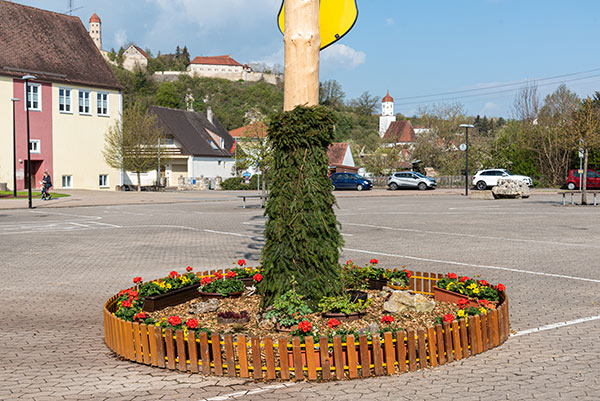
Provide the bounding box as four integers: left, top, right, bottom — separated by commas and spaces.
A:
0, 190, 70, 199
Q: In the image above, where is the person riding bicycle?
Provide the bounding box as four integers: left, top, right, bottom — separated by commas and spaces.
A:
41, 171, 52, 201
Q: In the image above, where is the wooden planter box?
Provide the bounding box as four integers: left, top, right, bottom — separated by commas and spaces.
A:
240, 278, 254, 287
321, 311, 366, 322
433, 286, 479, 308
198, 291, 243, 300
142, 283, 201, 312
368, 278, 388, 290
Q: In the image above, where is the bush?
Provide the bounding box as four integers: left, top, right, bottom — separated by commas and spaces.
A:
221, 175, 266, 190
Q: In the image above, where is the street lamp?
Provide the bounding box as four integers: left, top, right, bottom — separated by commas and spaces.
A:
11, 97, 20, 198
23, 74, 36, 209
460, 124, 474, 196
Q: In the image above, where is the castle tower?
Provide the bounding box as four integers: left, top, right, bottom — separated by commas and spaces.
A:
89, 13, 102, 50
379, 91, 396, 137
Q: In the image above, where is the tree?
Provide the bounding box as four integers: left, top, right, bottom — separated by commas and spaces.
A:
511, 83, 540, 122
569, 95, 600, 203
154, 82, 181, 108
363, 145, 399, 177
319, 80, 345, 110
103, 104, 168, 191
350, 91, 378, 115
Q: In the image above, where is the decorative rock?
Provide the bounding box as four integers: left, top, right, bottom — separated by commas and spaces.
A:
246, 285, 256, 296
492, 179, 530, 199
357, 323, 380, 335
382, 286, 394, 293
383, 291, 436, 314
189, 298, 219, 314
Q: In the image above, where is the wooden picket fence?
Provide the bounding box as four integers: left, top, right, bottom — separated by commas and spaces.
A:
103, 270, 510, 381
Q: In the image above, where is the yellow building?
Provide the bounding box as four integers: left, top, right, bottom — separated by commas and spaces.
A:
0, 2, 122, 191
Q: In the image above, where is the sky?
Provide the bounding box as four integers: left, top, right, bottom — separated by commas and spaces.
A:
14, 0, 600, 118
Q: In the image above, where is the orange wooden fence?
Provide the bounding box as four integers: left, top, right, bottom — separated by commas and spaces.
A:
103, 270, 509, 381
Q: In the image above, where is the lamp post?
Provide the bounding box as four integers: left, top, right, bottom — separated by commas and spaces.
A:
23, 74, 36, 209
460, 124, 474, 196
11, 97, 20, 198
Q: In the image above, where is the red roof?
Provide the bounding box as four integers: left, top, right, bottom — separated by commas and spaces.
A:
190, 55, 242, 67
382, 91, 394, 103
327, 143, 349, 165
383, 121, 416, 143
89, 13, 100, 23
132, 45, 149, 59
229, 122, 267, 138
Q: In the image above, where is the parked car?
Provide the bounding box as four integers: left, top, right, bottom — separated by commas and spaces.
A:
387, 171, 437, 191
330, 172, 373, 191
565, 169, 600, 190
472, 169, 532, 190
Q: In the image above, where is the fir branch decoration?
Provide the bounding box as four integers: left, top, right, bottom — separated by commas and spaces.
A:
260, 106, 344, 308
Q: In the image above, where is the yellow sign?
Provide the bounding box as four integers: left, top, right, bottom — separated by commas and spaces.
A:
278, 0, 359, 50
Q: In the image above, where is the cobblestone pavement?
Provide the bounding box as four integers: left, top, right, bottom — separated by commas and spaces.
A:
1, 192, 599, 400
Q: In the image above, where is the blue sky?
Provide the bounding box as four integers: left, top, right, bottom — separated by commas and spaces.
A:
15, 0, 600, 118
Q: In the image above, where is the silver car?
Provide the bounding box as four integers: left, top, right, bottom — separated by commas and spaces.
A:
388, 171, 437, 191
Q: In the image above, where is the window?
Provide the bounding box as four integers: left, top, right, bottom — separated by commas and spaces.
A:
26, 83, 41, 111
208, 140, 219, 150
99, 174, 109, 188
220, 138, 225, 149
59, 88, 72, 113
97, 92, 109, 116
78, 90, 91, 114
62, 175, 72, 188
29, 140, 40, 153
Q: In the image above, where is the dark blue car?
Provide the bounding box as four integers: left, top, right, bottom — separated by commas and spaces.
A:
330, 172, 373, 191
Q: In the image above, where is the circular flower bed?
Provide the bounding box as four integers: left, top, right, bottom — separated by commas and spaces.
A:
104, 263, 509, 381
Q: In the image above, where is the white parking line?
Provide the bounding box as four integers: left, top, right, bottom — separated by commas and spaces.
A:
200, 383, 298, 401
342, 222, 600, 249
512, 314, 600, 337
343, 247, 600, 284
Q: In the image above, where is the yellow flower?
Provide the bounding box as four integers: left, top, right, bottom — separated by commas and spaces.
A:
457, 310, 466, 318
467, 283, 477, 290
472, 287, 480, 294
479, 307, 487, 314
166, 283, 172, 289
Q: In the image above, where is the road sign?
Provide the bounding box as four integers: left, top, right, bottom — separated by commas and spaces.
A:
278, 0, 359, 50
578, 169, 584, 174
579, 148, 584, 159
459, 143, 467, 151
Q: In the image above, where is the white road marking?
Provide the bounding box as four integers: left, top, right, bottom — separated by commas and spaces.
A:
200, 383, 298, 401
342, 222, 600, 249
512, 314, 600, 337
343, 247, 600, 283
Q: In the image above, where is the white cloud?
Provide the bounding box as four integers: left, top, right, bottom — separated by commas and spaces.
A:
321, 44, 366, 69
386, 18, 394, 25
250, 47, 284, 69
114, 29, 127, 47
480, 102, 501, 115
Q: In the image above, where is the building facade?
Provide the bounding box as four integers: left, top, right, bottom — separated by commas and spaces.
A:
379, 91, 396, 137
0, 2, 122, 191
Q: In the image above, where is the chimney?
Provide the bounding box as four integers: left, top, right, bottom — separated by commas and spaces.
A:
207, 106, 213, 124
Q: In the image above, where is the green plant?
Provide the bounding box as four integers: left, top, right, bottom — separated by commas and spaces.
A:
263, 288, 313, 328
436, 273, 504, 302
385, 268, 411, 287
199, 272, 245, 296
260, 106, 344, 308
138, 268, 200, 297
341, 260, 369, 290
318, 295, 372, 315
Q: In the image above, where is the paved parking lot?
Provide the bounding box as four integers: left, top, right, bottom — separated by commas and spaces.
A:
1, 191, 599, 400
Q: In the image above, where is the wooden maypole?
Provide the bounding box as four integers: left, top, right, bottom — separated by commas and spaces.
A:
283, 0, 320, 111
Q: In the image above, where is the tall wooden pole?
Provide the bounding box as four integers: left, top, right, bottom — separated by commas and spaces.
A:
283, 0, 320, 111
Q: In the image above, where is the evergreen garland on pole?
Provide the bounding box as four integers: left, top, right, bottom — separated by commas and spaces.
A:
260, 105, 344, 309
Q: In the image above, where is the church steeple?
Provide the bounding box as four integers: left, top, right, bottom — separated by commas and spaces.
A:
379, 91, 396, 137
89, 13, 102, 50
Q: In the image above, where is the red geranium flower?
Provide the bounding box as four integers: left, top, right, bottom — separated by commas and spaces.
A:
237, 259, 246, 266
478, 299, 489, 307
460, 276, 469, 282
404, 269, 412, 278
447, 272, 458, 279
121, 300, 132, 308
497, 283, 506, 292
346, 260, 353, 265
298, 320, 312, 333
327, 318, 341, 329
200, 276, 211, 286
253, 273, 263, 282
118, 289, 127, 296
133, 312, 147, 321
133, 277, 142, 284
226, 271, 236, 279
214, 272, 223, 280
168, 315, 182, 326
381, 315, 395, 324
457, 298, 469, 308
186, 266, 193, 272
480, 280, 489, 286
186, 318, 199, 329
128, 289, 138, 299
169, 271, 179, 278
443, 314, 454, 323
370, 258, 378, 265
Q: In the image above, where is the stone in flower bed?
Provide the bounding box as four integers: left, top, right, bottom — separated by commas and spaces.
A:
383, 291, 436, 314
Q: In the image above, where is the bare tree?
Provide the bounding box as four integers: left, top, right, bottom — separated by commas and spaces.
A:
350, 91, 379, 115
103, 104, 168, 191
511, 82, 540, 122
